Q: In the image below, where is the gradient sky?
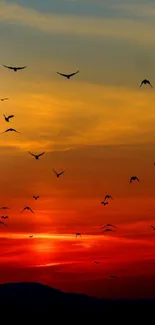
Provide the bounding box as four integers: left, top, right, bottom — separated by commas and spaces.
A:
0, 0, 155, 298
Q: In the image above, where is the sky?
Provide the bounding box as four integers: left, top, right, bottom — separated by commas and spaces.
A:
0, 0, 155, 298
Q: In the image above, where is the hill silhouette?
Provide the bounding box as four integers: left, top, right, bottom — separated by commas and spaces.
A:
0, 282, 155, 318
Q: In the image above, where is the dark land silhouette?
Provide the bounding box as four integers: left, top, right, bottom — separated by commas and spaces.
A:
0, 282, 155, 318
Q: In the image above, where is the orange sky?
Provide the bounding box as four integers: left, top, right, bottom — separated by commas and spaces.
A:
1, 0, 155, 298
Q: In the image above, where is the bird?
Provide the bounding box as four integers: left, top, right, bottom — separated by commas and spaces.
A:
53, 169, 65, 178
3, 114, 14, 122
33, 196, 39, 200
3, 65, 27, 72
0, 98, 9, 102
94, 261, 99, 264
101, 201, 108, 206
3, 128, 20, 133
1, 216, 8, 219
130, 176, 139, 183
29, 235, 33, 238
109, 275, 117, 278
101, 224, 116, 229
104, 195, 113, 200
0, 207, 9, 210
0, 221, 8, 226
151, 225, 155, 230
140, 79, 152, 88
103, 228, 114, 232
57, 70, 79, 79
20, 206, 34, 214
28, 152, 45, 160
76, 232, 82, 238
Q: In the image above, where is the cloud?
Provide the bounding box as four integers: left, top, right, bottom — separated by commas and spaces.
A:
0, 1, 155, 46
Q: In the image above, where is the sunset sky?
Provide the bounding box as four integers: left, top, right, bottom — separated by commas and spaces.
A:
0, 0, 155, 298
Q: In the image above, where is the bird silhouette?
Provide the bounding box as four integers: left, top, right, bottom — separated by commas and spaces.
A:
151, 225, 155, 230
130, 176, 139, 183
94, 261, 99, 264
33, 196, 39, 200
3, 114, 14, 122
57, 70, 79, 79
3, 128, 19, 133
0, 98, 9, 102
0, 207, 9, 210
109, 275, 117, 278
140, 79, 152, 88
53, 169, 65, 178
3, 65, 27, 72
29, 235, 33, 238
101, 224, 116, 229
1, 216, 8, 219
101, 201, 108, 206
103, 228, 114, 232
20, 206, 34, 214
28, 152, 45, 160
104, 195, 113, 200
0, 221, 8, 226
75, 232, 82, 238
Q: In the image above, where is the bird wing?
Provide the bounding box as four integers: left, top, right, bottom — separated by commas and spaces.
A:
30, 208, 34, 213
28, 152, 36, 157
8, 115, 14, 119
57, 72, 68, 78
38, 152, 45, 157
20, 208, 25, 213
58, 171, 65, 176
151, 225, 155, 230
149, 81, 153, 88
69, 70, 79, 77
1, 221, 8, 226
3, 65, 14, 70
53, 169, 57, 176
139, 80, 144, 87
130, 177, 133, 183
16, 66, 27, 70
13, 129, 19, 132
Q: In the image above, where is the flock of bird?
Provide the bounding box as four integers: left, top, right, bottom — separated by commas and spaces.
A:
0, 63, 155, 250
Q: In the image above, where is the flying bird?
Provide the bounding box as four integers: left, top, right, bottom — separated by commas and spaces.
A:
0, 98, 9, 102
3, 114, 14, 122
53, 169, 65, 178
28, 152, 45, 160
20, 206, 34, 214
0, 207, 9, 210
57, 70, 79, 79
3, 65, 27, 72
29, 235, 33, 238
109, 275, 117, 278
0, 221, 8, 226
101, 224, 116, 229
139, 79, 153, 88
101, 201, 108, 206
76, 232, 82, 238
94, 261, 99, 264
103, 228, 114, 233
104, 195, 113, 200
3, 128, 19, 133
33, 196, 39, 200
1, 216, 8, 219
151, 225, 155, 230
130, 176, 139, 183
